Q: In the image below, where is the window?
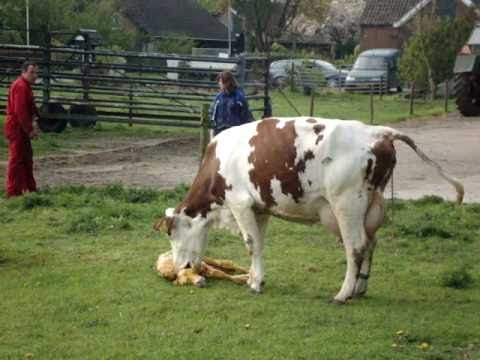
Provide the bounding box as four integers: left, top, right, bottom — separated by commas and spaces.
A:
437, 0, 456, 18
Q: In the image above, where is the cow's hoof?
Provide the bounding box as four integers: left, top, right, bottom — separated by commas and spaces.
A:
352, 290, 367, 298
353, 279, 368, 297
331, 298, 347, 305
332, 293, 353, 304
249, 282, 263, 294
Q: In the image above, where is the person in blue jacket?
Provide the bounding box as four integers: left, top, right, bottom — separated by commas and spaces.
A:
210, 71, 253, 136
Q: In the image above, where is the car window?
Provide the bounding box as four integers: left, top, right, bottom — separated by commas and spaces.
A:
271, 59, 303, 69
270, 62, 285, 69
354, 56, 386, 70
314, 60, 337, 72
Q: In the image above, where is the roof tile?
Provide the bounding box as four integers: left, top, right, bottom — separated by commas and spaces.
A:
360, 0, 424, 26
122, 0, 230, 41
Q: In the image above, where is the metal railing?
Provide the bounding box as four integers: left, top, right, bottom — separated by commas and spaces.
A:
0, 34, 271, 134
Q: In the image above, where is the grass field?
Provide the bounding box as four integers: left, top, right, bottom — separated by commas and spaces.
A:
0, 187, 478, 359
1, 85, 474, 359
270, 90, 454, 124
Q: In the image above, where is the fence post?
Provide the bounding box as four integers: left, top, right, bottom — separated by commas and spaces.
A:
239, 55, 246, 88
309, 90, 315, 116
409, 83, 415, 116
390, 169, 395, 229
370, 85, 374, 124
380, 75, 384, 100
444, 79, 449, 113
82, 34, 91, 102
199, 104, 210, 163
128, 84, 133, 127
263, 58, 272, 118
42, 32, 51, 108
290, 62, 295, 92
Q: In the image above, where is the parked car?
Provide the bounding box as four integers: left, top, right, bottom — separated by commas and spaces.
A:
345, 48, 401, 92
167, 50, 237, 81
269, 58, 347, 88
269, 59, 304, 87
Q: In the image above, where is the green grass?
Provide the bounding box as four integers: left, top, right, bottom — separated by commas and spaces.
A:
270, 90, 453, 124
0, 187, 479, 359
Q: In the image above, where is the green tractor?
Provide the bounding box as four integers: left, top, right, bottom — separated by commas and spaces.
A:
454, 25, 480, 116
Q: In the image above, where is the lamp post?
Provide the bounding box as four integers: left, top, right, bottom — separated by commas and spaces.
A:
26, 0, 30, 45
227, 0, 231, 56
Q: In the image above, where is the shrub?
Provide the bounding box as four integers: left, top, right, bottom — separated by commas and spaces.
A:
441, 267, 474, 289
20, 193, 53, 210
66, 210, 104, 235
396, 223, 453, 239
414, 195, 445, 205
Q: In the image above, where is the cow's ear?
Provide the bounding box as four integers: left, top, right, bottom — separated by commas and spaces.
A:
153, 216, 169, 232
153, 208, 176, 232
153, 215, 175, 235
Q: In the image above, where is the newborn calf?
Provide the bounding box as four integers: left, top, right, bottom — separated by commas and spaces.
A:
155, 251, 249, 287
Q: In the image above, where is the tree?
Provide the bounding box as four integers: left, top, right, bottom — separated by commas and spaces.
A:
197, 0, 228, 13
0, 0, 132, 48
231, 0, 330, 53
400, 16, 474, 98
321, 0, 365, 58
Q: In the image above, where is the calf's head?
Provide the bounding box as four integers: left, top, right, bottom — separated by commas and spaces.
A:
154, 208, 208, 273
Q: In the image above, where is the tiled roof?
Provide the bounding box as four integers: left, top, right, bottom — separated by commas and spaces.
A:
360, 0, 425, 26
122, 0, 230, 41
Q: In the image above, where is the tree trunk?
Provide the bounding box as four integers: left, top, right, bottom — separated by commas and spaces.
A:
430, 78, 437, 100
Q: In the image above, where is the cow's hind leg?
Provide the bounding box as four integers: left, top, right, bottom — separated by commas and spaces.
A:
353, 236, 377, 297
354, 192, 385, 297
333, 192, 370, 303
230, 207, 269, 292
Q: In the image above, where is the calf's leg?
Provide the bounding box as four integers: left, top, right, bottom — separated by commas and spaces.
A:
201, 263, 249, 285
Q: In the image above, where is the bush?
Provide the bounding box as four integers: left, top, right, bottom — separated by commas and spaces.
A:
441, 267, 474, 289
19, 193, 53, 210
100, 185, 158, 204
414, 195, 445, 205
397, 224, 453, 239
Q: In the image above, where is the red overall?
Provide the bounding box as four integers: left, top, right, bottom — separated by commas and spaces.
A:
4, 76, 38, 197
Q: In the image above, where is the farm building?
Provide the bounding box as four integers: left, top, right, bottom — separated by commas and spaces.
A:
360, 0, 480, 51
119, 0, 240, 52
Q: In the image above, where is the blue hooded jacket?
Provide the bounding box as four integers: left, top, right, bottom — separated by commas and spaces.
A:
211, 88, 252, 135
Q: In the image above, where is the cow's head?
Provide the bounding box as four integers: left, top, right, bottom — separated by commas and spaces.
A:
154, 208, 208, 273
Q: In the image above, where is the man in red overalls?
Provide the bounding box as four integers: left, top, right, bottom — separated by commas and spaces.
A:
4, 61, 40, 198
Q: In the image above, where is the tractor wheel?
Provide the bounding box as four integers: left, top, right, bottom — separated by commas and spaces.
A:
38, 103, 68, 133
455, 73, 480, 116
69, 104, 97, 128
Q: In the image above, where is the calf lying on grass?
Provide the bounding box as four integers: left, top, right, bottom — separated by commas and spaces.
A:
154, 117, 464, 303
155, 250, 249, 287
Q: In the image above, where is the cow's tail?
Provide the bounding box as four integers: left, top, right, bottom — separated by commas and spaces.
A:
391, 131, 464, 205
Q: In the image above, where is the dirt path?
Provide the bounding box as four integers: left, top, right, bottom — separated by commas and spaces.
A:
392, 113, 479, 203
34, 137, 201, 190
1, 113, 479, 202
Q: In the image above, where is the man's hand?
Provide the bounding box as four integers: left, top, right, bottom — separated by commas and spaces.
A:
30, 117, 40, 139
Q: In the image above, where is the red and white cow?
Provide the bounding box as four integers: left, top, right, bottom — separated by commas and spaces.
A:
155, 117, 463, 303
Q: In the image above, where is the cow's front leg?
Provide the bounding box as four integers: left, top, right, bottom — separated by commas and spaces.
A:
246, 236, 265, 293
230, 207, 269, 293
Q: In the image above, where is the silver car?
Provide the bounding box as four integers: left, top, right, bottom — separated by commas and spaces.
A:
270, 58, 347, 88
